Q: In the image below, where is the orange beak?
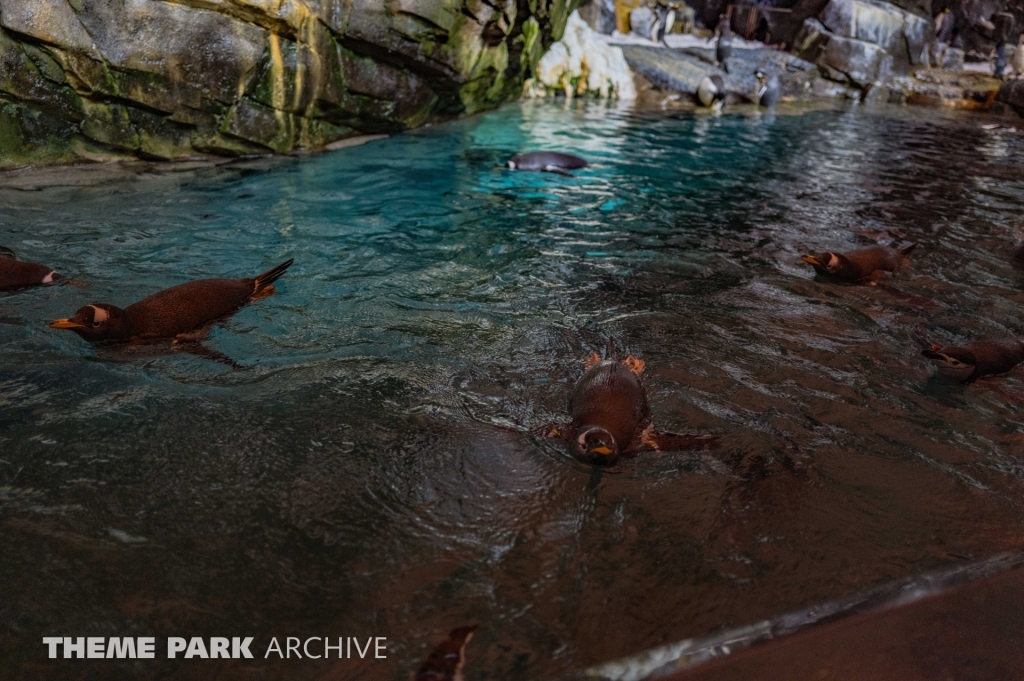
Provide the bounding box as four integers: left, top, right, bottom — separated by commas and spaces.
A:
800, 255, 820, 266
589, 446, 613, 456
49, 319, 85, 329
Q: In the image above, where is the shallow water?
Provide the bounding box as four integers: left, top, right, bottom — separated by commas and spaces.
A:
3, 100, 1024, 680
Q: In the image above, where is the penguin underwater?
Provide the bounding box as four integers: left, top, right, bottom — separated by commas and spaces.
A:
49, 258, 293, 343
414, 626, 477, 681
801, 243, 916, 283
507, 152, 587, 176
922, 339, 1024, 383
0, 247, 61, 290
545, 341, 719, 465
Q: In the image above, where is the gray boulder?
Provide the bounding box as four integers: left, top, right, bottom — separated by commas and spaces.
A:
796, 18, 893, 87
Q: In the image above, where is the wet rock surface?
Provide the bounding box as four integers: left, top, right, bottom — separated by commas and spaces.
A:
0, 0, 577, 169
621, 45, 836, 103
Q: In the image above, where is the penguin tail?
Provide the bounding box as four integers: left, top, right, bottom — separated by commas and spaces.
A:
898, 242, 917, 258
254, 258, 294, 292
606, 337, 617, 360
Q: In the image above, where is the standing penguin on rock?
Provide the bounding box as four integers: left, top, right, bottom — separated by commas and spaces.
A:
697, 75, 727, 111
800, 243, 916, 284
541, 340, 718, 466
755, 70, 780, 108
0, 247, 61, 290
715, 15, 733, 68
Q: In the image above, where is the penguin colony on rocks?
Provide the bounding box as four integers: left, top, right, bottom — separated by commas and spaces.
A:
4, 137, 1024, 469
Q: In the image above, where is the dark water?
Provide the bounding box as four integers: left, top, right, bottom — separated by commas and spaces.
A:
3, 100, 1024, 681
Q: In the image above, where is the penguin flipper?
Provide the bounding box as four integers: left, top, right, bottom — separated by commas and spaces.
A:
534, 421, 573, 440
635, 426, 720, 452
171, 340, 247, 370
542, 165, 573, 177
415, 625, 477, 681
621, 355, 645, 375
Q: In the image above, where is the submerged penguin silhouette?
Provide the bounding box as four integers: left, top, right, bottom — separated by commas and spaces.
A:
507, 152, 587, 176
414, 626, 477, 681
0, 246, 61, 290
49, 258, 293, 343
922, 339, 1024, 383
544, 340, 719, 465
801, 243, 916, 283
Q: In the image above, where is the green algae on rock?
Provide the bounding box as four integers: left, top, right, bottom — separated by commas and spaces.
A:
0, 0, 581, 169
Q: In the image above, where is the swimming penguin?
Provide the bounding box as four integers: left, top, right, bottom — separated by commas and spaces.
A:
800, 243, 916, 283
715, 16, 733, 67
545, 341, 718, 465
415, 626, 477, 681
507, 152, 587, 176
922, 339, 1024, 383
755, 70, 780, 108
49, 258, 293, 343
0, 247, 61, 290
697, 75, 726, 110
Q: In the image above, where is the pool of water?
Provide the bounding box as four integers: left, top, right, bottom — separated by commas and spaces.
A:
3, 100, 1024, 681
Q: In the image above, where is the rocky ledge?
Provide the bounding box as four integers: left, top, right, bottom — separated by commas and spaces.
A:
0, 0, 579, 170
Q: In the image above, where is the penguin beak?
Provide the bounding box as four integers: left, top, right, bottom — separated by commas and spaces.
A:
49, 319, 86, 329
800, 255, 821, 266
589, 446, 613, 456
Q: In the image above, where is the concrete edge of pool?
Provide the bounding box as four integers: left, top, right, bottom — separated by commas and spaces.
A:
560, 550, 1024, 681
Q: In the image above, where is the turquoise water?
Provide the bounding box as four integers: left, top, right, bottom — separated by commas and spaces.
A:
3, 100, 1024, 680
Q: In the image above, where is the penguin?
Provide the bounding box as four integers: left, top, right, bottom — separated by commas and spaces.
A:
922, 339, 1024, 383
1012, 35, 1024, 78
715, 15, 733, 67
545, 341, 718, 465
755, 70, 780, 108
49, 258, 293, 343
415, 626, 477, 681
697, 75, 726, 111
507, 152, 587, 176
800, 243, 916, 283
995, 42, 1008, 80
0, 247, 61, 290
653, 4, 676, 44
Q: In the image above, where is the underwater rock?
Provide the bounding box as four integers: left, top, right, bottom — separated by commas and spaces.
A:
995, 78, 1024, 117
0, 0, 577, 169
530, 10, 637, 99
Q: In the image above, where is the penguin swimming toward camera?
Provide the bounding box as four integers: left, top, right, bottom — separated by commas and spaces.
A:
543, 341, 719, 465
414, 626, 477, 681
0, 247, 61, 290
922, 339, 1024, 383
800, 243, 916, 283
756, 70, 780, 108
697, 75, 726, 111
49, 258, 293, 344
507, 152, 587, 176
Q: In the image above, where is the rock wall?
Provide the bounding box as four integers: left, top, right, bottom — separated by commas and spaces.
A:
0, 0, 580, 169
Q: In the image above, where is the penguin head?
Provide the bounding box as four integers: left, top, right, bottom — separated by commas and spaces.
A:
50, 304, 129, 341
801, 252, 849, 277
755, 70, 767, 84
574, 425, 621, 465
921, 346, 977, 381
